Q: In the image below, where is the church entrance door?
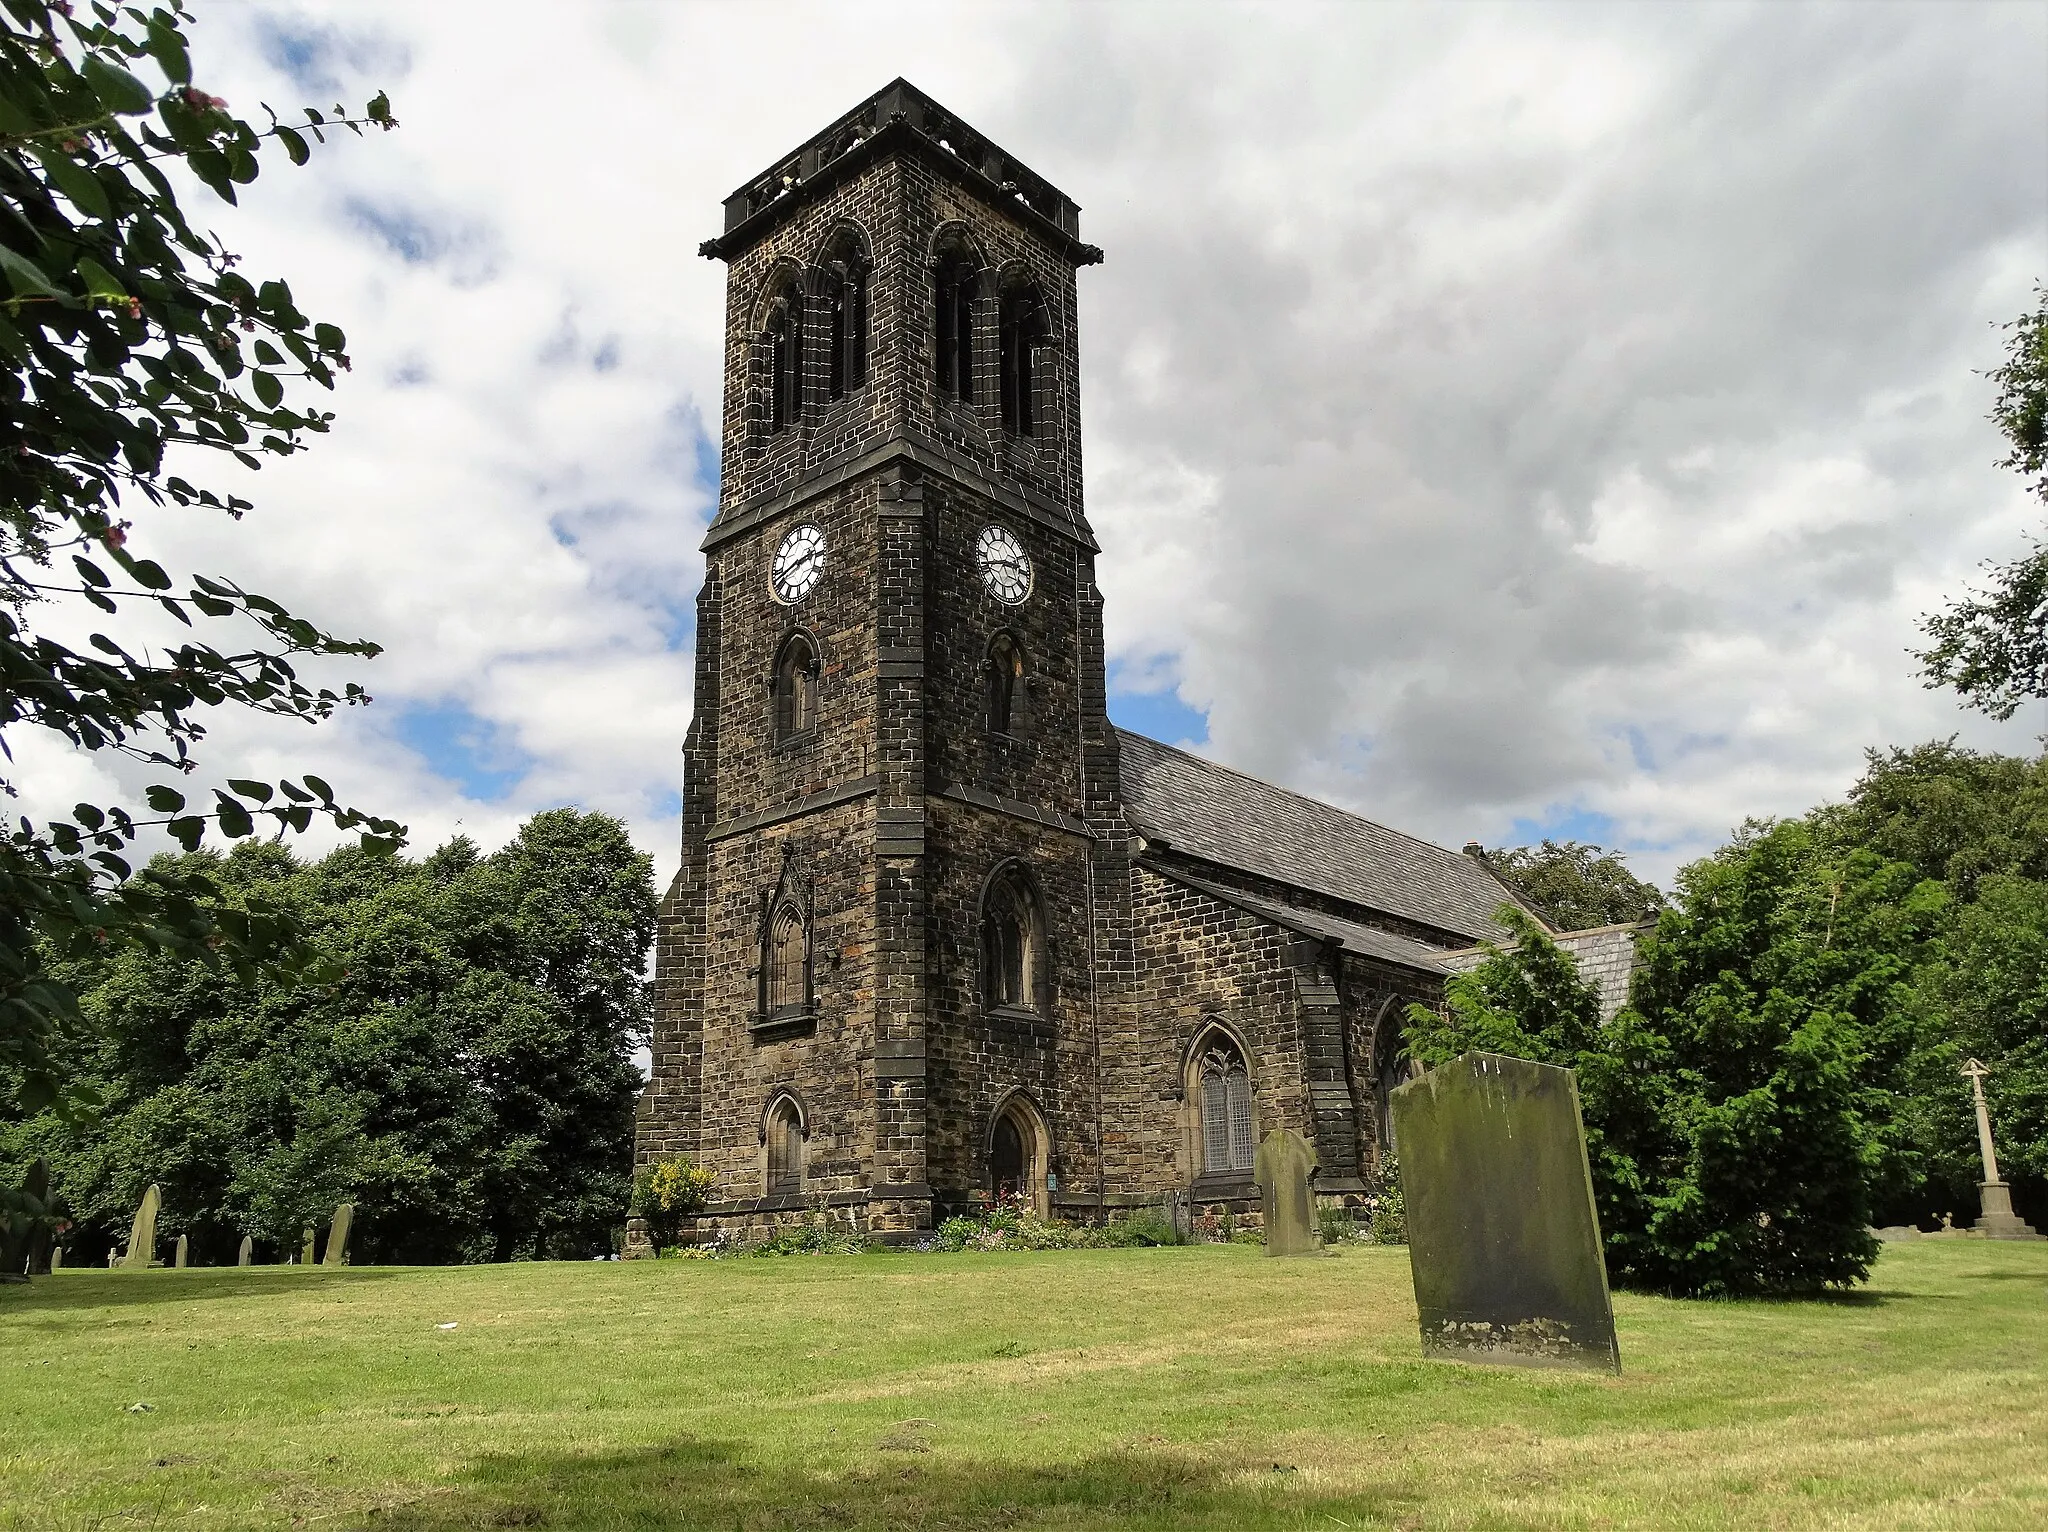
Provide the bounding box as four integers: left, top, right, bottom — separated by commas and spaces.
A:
991, 1115, 1026, 1201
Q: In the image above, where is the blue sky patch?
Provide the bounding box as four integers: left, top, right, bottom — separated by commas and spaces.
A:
1108, 681, 1209, 748
394, 701, 534, 803
1507, 804, 1622, 850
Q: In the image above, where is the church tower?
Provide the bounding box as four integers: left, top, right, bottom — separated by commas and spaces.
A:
637, 81, 1118, 1238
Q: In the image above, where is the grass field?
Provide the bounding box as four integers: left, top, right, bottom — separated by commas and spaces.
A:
2, 1241, 2046, 1531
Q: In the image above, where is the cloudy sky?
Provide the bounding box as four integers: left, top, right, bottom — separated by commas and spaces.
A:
26, 1, 2047, 890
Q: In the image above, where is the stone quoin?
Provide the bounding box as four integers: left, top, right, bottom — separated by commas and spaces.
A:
631, 79, 1619, 1247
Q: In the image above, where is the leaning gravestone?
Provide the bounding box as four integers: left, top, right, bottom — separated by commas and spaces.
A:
322, 1203, 353, 1268
1391, 1052, 1620, 1373
237, 1235, 253, 1267
122, 1184, 161, 1270
173, 1234, 188, 1269
1253, 1128, 1320, 1257
299, 1226, 316, 1265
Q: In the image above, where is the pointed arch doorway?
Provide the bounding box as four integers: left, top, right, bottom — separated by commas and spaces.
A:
986, 1093, 1050, 1215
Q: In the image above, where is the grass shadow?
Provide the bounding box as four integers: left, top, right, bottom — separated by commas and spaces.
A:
369, 1435, 1422, 1532
0, 1268, 399, 1318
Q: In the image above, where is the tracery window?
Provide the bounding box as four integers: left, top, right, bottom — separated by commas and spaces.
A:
1199, 1040, 1255, 1175
767, 903, 807, 1015
765, 1095, 804, 1192
766, 287, 803, 433
998, 285, 1047, 437
934, 250, 977, 404
981, 865, 1043, 1013
987, 633, 1025, 736
773, 633, 819, 740
821, 237, 870, 401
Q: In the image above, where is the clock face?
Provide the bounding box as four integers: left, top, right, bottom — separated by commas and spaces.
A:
975, 525, 1032, 605
771, 523, 826, 603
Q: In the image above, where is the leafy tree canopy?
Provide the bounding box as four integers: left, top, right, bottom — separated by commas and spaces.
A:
1413, 821, 1946, 1297
1918, 287, 2048, 717
1484, 839, 1663, 930
2, 808, 656, 1264
0, 0, 401, 1121
1810, 739, 2048, 898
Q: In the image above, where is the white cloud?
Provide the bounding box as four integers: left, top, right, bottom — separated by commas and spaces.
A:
14, 0, 2045, 896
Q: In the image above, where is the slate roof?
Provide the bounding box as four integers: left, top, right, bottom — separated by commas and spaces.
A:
1115, 729, 1522, 943
1142, 860, 1455, 973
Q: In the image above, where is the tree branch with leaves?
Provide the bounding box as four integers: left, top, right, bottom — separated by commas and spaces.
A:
0, 0, 401, 1120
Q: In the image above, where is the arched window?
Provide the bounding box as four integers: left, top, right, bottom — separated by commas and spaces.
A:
766, 286, 803, 432
773, 633, 818, 740
765, 1094, 804, 1192
767, 902, 807, 1015
821, 236, 869, 401
1372, 1009, 1409, 1157
1198, 1037, 1255, 1175
934, 249, 977, 404
999, 285, 1047, 437
980, 865, 1043, 1013
987, 633, 1026, 736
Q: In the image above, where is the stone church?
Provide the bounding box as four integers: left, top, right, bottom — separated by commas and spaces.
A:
630, 80, 1629, 1245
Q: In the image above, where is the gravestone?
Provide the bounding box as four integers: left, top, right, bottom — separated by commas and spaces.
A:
237, 1235, 253, 1267
1391, 1052, 1620, 1373
122, 1184, 161, 1270
322, 1203, 353, 1267
1160, 1188, 1192, 1243
49, 1245, 62, 1271
173, 1234, 188, 1269
22, 1158, 52, 1276
299, 1226, 316, 1265
1253, 1128, 1320, 1257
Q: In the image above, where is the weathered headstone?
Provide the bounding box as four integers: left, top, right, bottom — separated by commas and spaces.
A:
237, 1235, 253, 1267
299, 1226, 316, 1265
173, 1234, 188, 1269
322, 1203, 353, 1268
49, 1245, 63, 1271
1391, 1052, 1620, 1373
1160, 1188, 1192, 1243
23, 1158, 52, 1276
1253, 1128, 1320, 1257
122, 1184, 161, 1270
1961, 1059, 2043, 1240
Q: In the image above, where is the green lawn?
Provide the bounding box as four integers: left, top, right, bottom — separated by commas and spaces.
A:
2, 1241, 2045, 1530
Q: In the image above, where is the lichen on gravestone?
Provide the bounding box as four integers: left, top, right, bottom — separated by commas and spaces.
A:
123, 1185, 161, 1270
323, 1203, 353, 1268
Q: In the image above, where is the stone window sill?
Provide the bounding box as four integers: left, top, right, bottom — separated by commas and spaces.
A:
751, 1006, 816, 1040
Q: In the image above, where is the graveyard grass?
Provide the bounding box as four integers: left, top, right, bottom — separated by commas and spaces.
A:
3, 1242, 2046, 1530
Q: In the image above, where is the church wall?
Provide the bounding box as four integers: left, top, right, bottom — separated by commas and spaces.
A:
1116, 865, 1317, 1200
1140, 845, 1486, 953
692, 800, 878, 1211
717, 155, 909, 512
1337, 951, 1446, 1175
923, 798, 1097, 1216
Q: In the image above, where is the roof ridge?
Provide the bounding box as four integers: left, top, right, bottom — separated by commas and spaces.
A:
1115, 727, 1492, 872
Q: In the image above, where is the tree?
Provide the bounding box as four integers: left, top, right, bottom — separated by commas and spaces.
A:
0, 0, 402, 1122
1918, 287, 2048, 716
1483, 840, 1663, 930
1902, 874, 2048, 1226
1812, 740, 2048, 897
1414, 823, 1947, 1297
4, 809, 655, 1264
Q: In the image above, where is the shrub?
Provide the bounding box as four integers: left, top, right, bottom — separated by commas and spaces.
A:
1315, 1204, 1359, 1246
630, 1157, 717, 1255
1364, 1156, 1406, 1245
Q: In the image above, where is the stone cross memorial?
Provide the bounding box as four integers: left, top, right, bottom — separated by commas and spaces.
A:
121, 1184, 161, 1271
322, 1203, 353, 1268
1961, 1059, 2043, 1240
1391, 1052, 1621, 1373
1254, 1128, 1320, 1257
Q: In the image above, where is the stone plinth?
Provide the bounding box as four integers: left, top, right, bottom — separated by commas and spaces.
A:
1974, 1180, 2043, 1241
